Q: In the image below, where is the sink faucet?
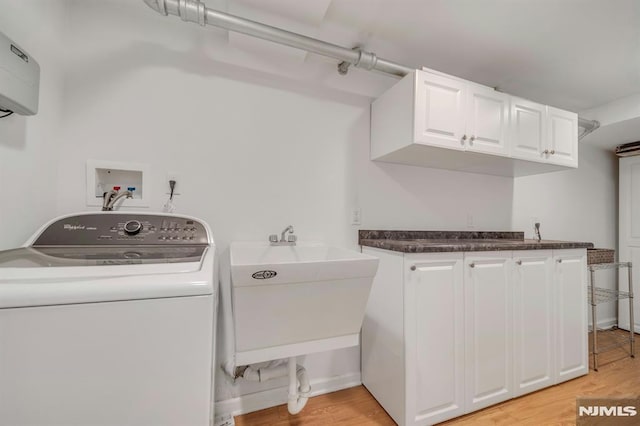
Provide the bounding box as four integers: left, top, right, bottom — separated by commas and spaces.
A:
534, 222, 542, 242
102, 190, 133, 211
269, 225, 297, 246
280, 225, 294, 242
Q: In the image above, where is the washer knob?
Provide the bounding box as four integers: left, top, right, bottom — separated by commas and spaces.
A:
124, 220, 142, 236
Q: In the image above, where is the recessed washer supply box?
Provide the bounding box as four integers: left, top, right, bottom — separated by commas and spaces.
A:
0, 30, 40, 115
86, 160, 150, 208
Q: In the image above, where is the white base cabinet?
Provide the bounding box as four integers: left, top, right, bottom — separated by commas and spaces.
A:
361, 248, 588, 426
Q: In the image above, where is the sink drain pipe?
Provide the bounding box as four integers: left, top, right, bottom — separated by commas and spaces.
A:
288, 357, 311, 415
235, 357, 311, 415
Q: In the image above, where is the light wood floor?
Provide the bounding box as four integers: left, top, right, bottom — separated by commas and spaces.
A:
235, 332, 638, 425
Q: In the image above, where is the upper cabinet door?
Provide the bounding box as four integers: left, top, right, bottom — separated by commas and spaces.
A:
466, 85, 510, 157
510, 98, 546, 162
547, 107, 578, 167
414, 71, 467, 150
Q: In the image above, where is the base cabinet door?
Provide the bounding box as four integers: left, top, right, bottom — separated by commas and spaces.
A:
554, 249, 588, 382
464, 252, 513, 412
406, 253, 465, 425
512, 251, 555, 396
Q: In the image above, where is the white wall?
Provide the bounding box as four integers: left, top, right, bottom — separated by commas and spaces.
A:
0, 0, 66, 249
512, 143, 619, 326
512, 143, 618, 248
55, 0, 514, 410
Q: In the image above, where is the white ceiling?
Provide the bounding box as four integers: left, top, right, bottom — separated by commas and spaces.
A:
228, 0, 640, 112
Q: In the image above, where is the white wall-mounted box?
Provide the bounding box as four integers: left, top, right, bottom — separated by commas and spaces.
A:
86, 160, 150, 208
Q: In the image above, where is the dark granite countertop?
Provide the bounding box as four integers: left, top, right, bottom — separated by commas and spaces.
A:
359, 230, 594, 253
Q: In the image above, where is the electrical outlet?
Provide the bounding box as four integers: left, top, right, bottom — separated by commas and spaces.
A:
351, 208, 362, 225
166, 172, 181, 196
466, 213, 474, 229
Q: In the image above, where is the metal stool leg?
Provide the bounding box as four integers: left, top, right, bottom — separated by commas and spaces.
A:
629, 266, 635, 358
591, 269, 598, 371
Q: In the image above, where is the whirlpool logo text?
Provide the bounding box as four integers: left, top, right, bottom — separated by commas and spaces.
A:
252, 270, 277, 279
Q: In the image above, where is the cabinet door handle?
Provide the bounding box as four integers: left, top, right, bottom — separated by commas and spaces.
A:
515, 260, 522, 265
543, 149, 550, 155
469, 262, 475, 268
410, 265, 416, 271
469, 135, 476, 143
461, 134, 467, 143
557, 259, 563, 263
550, 150, 556, 155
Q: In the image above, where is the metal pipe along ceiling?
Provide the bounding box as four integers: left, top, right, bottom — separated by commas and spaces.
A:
142, 0, 412, 77
142, 0, 600, 138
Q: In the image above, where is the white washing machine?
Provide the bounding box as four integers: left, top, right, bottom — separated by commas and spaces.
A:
0, 212, 217, 426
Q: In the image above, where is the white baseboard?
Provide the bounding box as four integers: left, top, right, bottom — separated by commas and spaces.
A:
589, 317, 618, 330
214, 372, 361, 420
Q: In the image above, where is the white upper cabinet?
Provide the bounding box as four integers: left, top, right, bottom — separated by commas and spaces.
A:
547, 106, 578, 167
371, 70, 579, 177
511, 101, 578, 168
466, 84, 510, 156
414, 72, 467, 150
510, 97, 546, 162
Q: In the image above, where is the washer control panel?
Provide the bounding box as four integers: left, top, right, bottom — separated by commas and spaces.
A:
33, 214, 209, 246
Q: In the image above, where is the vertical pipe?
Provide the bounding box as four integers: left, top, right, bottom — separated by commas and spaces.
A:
287, 357, 310, 415
288, 356, 297, 404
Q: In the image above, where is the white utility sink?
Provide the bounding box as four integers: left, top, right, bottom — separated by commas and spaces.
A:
231, 242, 378, 286
230, 242, 379, 364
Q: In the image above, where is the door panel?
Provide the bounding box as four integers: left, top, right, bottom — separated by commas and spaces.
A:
547, 106, 578, 167
510, 98, 546, 162
512, 251, 555, 396
414, 72, 467, 150
466, 86, 510, 156
554, 250, 588, 382
464, 252, 513, 412
405, 253, 465, 425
